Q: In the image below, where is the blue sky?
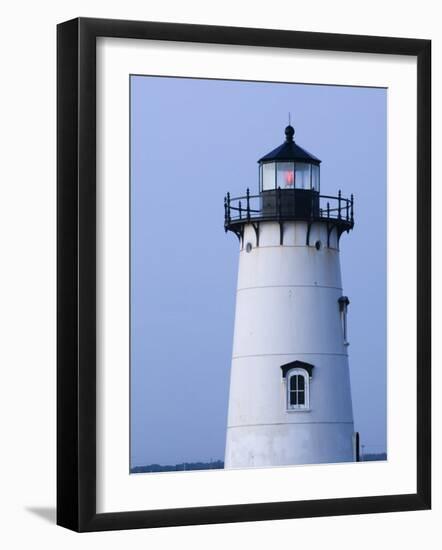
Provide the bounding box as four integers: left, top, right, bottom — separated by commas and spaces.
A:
130, 75, 387, 467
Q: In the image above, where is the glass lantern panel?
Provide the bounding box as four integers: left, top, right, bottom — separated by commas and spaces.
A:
311, 164, 320, 191
295, 163, 311, 189
276, 162, 295, 189
262, 163, 276, 191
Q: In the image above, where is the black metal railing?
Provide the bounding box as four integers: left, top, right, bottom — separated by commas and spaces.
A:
224, 188, 354, 229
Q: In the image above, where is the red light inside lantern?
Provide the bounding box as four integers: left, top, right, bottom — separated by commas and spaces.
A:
285, 170, 294, 187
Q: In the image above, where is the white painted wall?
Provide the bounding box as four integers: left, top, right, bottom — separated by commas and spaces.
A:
225, 221, 354, 467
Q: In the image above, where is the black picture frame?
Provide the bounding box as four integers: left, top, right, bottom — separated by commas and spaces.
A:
57, 17, 431, 532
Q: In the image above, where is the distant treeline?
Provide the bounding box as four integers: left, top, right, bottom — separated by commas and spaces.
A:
131, 460, 224, 473
131, 454, 386, 473
362, 453, 387, 461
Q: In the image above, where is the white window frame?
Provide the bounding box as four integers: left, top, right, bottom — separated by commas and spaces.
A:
286, 368, 310, 411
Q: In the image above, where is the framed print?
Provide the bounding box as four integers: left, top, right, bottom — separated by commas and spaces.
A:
57, 17, 431, 532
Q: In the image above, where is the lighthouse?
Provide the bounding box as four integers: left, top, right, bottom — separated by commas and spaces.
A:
224, 124, 356, 468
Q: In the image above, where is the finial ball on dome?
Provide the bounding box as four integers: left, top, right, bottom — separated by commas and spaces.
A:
285, 125, 295, 142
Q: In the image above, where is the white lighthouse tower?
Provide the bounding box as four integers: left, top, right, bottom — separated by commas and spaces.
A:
224, 124, 356, 468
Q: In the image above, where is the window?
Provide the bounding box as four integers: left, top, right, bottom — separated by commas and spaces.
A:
287, 368, 310, 410
276, 162, 295, 189
261, 162, 276, 191
261, 161, 319, 191
294, 162, 311, 189
311, 164, 320, 191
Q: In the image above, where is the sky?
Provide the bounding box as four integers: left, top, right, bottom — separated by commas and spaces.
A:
130, 75, 387, 467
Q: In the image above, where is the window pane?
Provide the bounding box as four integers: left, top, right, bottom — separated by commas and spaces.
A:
298, 390, 305, 405
298, 376, 305, 391
294, 163, 310, 189
262, 163, 275, 191
290, 375, 298, 391
290, 391, 297, 405
276, 162, 295, 189
311, 164, 320, 191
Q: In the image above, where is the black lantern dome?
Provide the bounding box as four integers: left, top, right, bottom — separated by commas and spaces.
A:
258, 125, 321, 164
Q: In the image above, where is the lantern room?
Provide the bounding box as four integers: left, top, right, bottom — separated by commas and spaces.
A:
258, 125, 321, 192
223, 123, 354, 246
258, 125, 321, 219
